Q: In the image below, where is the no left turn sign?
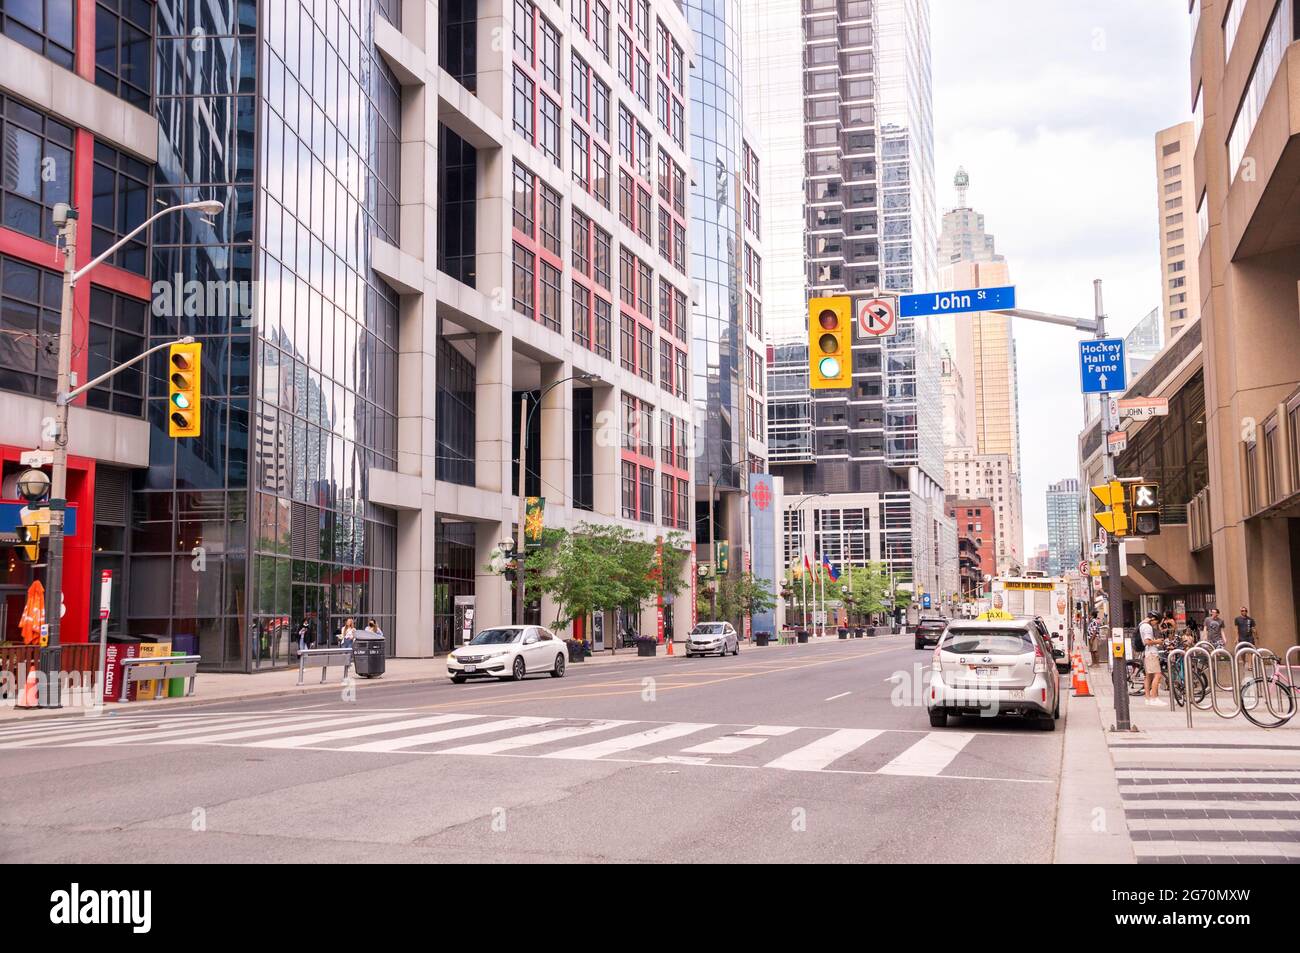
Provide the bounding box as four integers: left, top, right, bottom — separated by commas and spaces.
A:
859, 296, 897, 338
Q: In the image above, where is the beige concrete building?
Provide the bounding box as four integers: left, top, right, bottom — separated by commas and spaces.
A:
1190, 0, 1300, 654
1155, 122, 1202, 342
945, 447, 1023, 574
941, 345, 969, 449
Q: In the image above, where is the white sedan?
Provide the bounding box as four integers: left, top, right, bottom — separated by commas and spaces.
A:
447, 625, 568, 683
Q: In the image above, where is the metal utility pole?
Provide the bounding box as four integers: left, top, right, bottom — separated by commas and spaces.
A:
1093, 280, 1130, 732
707, 472, 716, 619
38, 199, 221, 708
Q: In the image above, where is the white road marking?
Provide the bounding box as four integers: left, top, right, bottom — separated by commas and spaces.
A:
651, 755, 712, 765
541, 722, 711, 760
764, 729, 883, 771
681, 735, 768, 755
878, 732, 975, 776
340, 716, 554, 753
248, 714, 481, 749
441, 720, 632, 755
824, 691, 852, 701
148, 712, 400, 743
737, 725, 799, 736
0, 714, 264, 748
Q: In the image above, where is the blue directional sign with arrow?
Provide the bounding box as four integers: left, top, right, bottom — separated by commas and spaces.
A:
899, 285, 1016, 318
1078, 338, 1127, 394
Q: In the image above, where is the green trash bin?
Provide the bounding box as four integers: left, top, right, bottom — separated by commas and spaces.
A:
167, 650, 185, 697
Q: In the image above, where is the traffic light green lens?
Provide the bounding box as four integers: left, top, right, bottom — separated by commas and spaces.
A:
819, 357, 840, 378
171, 393, 191, 410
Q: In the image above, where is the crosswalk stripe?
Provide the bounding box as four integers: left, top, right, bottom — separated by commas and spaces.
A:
681, 735, 770, 755
764, 728, 882, 771
340, 716, 555, 753
1116, 782, 1300, 794
0, 713, 254, 743
877, 732, 975, 777
737, 725, 799, 736
1132, 841, 1300, 858
540, 722, 712, 761
154, 712, 405, 746
441, 720, 632, 755
0, 714, 264, 748
248, 714, 480, 749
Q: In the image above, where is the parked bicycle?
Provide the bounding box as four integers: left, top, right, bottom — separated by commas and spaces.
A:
1126, 641, 1209, 708
1239, 648, 1296, 728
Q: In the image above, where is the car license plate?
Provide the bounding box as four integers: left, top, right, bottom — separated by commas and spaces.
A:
464, 665, 476, 673
971, 666, 998, 676
1006, 689, 1024, 700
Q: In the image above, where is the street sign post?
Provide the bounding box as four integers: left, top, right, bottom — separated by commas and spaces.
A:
96, 569, 112, 701
1107, 431, 1128, 454
858, 295, 897, 338
899, 285, 1015, 318
1078, 338, 1127, 394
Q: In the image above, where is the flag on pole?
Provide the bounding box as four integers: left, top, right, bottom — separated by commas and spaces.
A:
803, 552, 813, 575
822, 557, 840, 582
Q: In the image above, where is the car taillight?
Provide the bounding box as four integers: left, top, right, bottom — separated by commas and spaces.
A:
1033, 642, 1047, 674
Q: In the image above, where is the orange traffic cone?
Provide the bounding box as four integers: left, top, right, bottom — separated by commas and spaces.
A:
16, 666, 40, 709
666, 638, 674, 656
1071, 651, 1093, 697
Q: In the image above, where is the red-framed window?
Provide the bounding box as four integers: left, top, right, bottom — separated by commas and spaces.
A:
513, 1, 561, 166
572, 0, 611, 63
655, 18, 685, 148
571, 207, 613, 359
657, 411, 689, 529
620, 391, 656, 524
512, 160, 563, 332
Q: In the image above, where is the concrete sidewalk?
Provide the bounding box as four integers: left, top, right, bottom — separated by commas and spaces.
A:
0, 631, 867, 722
1059, 658, 1300, 864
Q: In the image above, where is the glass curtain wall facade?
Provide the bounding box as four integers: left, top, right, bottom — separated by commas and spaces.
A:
685, 0, 746, 496
130, 0, 399, 671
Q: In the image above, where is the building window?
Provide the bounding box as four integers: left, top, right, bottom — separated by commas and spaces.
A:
91, 142, 150, 275
540, 261, 561, 332
0, 97, 73, 244
622, 460, 637, 519
436, 337, 476, 487
512, 242, 535, 318
440, 0, 478, 92
438, 124, 478, 287
540, 183, 561, 255
513, 67, 535, 140
373, 56, 402, 243
0, 254, 60, 398
2, 0, 74, 69
95, 0, 153, 108
595, 297, 612, 359
639, 465, 654, 522
86, 286, 146, 416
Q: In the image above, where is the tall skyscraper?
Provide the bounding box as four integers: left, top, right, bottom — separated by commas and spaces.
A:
1154, 121, 1201, 343
1125, 307, 1164, 381
684, 0, 769, 592
749, 0, 953, 604
1045, 478, 1082, 578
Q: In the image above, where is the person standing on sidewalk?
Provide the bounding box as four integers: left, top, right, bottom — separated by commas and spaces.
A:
1233, 607, 1257, 646
1141, 612, 1165, 706
1203, 608, 1225, 647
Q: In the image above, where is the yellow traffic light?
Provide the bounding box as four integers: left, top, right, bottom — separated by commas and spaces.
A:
168, 342, 202, 438
808, 296, 852, 389
1090, 480, 1128, 536
16, 507, 44, 563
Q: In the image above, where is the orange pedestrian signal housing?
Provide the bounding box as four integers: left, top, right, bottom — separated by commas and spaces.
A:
808, 296, 852, 389
167, 342, 202, 438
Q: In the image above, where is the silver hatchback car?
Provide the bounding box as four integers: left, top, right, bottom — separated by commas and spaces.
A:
926, 619, 1060, 730
686, 622, 739, 657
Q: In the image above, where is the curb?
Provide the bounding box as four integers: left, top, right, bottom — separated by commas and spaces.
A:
1052, 687, 1136, 864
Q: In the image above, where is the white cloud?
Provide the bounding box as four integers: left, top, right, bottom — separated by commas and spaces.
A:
932, 0, 1190, 551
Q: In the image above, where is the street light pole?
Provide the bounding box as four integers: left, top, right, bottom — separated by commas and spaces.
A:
38, 199, 222, 708
514, 372, 601, 625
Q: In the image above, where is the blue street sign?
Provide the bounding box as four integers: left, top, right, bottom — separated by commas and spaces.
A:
1078, 338, 1127, 394
922, 593, 932, 609
899, 285, 1016, 318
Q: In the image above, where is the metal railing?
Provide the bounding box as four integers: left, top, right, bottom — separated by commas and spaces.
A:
297, 647, 353, 686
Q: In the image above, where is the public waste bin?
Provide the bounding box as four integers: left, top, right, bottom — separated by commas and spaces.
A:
352, 632, 386, 678
566, 640, 586, 663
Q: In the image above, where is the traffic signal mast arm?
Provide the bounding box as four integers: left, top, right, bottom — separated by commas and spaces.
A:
992, 307, 1102, 334
58, 336, 195, 406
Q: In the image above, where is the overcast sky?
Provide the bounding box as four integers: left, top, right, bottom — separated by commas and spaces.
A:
931, 0, 1192, 551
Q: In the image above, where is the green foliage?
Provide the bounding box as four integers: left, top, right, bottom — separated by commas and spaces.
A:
699, 571, 776, 624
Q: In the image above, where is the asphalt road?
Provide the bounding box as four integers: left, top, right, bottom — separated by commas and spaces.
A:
0, 636, 1068, 863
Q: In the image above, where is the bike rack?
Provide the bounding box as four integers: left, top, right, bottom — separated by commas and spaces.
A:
1240, 645, 1290, 724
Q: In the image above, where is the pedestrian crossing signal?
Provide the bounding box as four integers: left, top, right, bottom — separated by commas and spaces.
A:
808, 296, 852, 389
1130, 482, 1160, 536
16, 515, 43, 563
167, 342, 202, 438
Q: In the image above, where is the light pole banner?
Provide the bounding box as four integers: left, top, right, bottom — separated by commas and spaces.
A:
749, 473, 777, 637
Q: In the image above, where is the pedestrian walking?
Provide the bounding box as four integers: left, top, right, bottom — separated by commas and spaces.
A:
340, 617, 357, 648
1141, 612, 1165, 706
1204, 608, 1226, 647
296, 619, 311, 654
1233, 607, 1257, 646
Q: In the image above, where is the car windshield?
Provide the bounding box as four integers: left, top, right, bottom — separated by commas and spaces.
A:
469, 628, 521, 645
941, 629, 1034, 656
693, 624, 726, 635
